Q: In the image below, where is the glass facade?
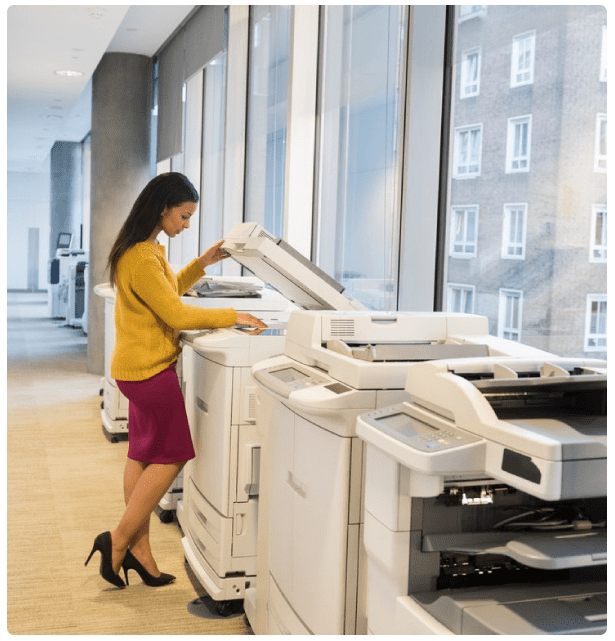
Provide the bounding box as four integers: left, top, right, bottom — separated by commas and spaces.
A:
444, 5, 607, 358
314, 5, 406, 310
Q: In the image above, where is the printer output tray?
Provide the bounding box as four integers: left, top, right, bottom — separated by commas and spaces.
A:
411, 580, 607, 635
423, 529, 606, 570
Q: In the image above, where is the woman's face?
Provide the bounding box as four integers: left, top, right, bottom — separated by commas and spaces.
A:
160, 201, 197, 238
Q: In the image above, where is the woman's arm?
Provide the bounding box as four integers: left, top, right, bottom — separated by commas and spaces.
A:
132, 251, 237, 330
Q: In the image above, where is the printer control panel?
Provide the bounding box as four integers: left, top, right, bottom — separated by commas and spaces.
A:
365, 404, 480, 453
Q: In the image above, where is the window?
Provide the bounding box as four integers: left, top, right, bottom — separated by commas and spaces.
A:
594, 114, 607, 172
459, 6, 486, 22
600, 25, 607, 82
314, 5, 407, 310
244, 5, 291, 237
450, 206, 478, 258
590, 205, 607, 262
447, 284, 475, 313
502, 203, 527, 259
585, 295, 607, 351
460, 48, 481, 98
506, 115, 531, 172
199, 54, 227, 275
498, 289, 523, 341
511, 31, 536, 87
445, 6, 607, 359
453, 124, 482, 178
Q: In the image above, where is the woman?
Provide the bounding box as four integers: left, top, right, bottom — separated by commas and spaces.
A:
85, 172, 266, 588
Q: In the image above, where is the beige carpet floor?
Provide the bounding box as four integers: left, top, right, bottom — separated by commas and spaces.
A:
6, 292, 253, 635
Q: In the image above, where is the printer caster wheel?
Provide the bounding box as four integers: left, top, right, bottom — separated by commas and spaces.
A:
215, 600, 234, 618
159, 509, 175, 524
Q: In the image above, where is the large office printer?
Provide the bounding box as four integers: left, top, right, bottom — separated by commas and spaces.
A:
48, 232, 87, 320
356, 355, 607, 635
249, 310, 537, 635
94, 271, 291, 444
177, 222, 365, 617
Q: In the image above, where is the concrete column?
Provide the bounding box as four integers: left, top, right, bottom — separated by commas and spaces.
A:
49, 141, 81, 255
87, 52, 153, 375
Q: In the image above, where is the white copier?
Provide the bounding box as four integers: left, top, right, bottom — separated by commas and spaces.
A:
48, 232, 88, 321
94, 271, 291, 445
177, 223, 365, 616
250, 310, 535, 635
356, 355, 607, 635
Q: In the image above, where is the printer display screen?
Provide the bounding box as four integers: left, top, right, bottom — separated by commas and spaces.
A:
271, 367, 310, 384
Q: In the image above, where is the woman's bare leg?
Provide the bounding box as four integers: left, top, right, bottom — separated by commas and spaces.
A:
121, 459, 157, 575
110, 461, 184, 574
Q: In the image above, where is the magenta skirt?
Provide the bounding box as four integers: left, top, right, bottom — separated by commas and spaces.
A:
116, 363, 195, 464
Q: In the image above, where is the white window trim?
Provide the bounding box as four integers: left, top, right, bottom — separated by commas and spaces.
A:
594, 113, 607, 173
449, 205, 479, 258
506, 114, 532, 173
460, 47, 481, 99
458, 5, 486, 23
600, 25, 607, 82
501, 203, 527, 260
584, 294, 607, 352
498, 288, 523, 342
453, 123, 483, 179
511, 30, 536, 88
590, 204, 607, 263
447, 283, 476, 314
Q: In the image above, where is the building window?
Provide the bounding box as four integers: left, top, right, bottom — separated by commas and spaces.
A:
590, 205, 607, 262
459, 5, 486, 23
502, 203, 527, 259
594, 114, 607, 172
585, 295, 607, 351
244, 5, 291, 237
200, 54, 227, 274
314, 5, 407, 311
447, 284, 475, 313
498, 289, 523, 341
450, 205, 478, 258
600, 25, 607, 82
506, 115, 532, 173
460, 48, 481, 98
511, 31, 536, 87
453, 124, 482, 178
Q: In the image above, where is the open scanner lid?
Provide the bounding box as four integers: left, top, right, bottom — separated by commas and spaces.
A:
222, 223, 366, 312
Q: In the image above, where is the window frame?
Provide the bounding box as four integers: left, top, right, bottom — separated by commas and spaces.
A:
594, 113, 607, 172
447, 283, 475, 314
449, 205, 479, 258
453, 123, 483, 178
585, 294, 607, 352
506, 114, 532, 173
589, 204, 607, 263
498, 288, 523, 342
501, 203, 528, 260
510, 30, 536, 88
460, 47, 481, 99
600, 25, 607, 82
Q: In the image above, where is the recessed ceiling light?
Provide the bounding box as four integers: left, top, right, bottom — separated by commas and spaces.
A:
54, 70, 83, 77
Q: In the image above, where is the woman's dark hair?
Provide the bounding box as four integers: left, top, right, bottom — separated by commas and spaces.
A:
107, 172, 199, 286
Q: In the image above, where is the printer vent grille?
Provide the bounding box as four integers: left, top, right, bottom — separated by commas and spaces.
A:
329, 319, 355, 337
257, 229, 275, 241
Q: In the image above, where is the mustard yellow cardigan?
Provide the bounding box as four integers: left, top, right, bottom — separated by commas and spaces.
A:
111, 242, 237, 381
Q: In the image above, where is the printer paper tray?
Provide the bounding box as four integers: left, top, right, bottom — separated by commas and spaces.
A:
423, 529, 606, 570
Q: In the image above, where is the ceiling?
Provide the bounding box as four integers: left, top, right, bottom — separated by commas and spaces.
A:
7, 5, 196, 174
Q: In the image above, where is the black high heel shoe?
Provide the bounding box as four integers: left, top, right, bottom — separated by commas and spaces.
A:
122, 549, 176, 587
84, 531, 126, 588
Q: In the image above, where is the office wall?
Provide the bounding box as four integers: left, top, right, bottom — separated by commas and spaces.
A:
7, 165, 51, 291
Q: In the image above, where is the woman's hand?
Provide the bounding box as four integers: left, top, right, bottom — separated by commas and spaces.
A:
198, 240, 230, 269
235, 312, 268, 334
